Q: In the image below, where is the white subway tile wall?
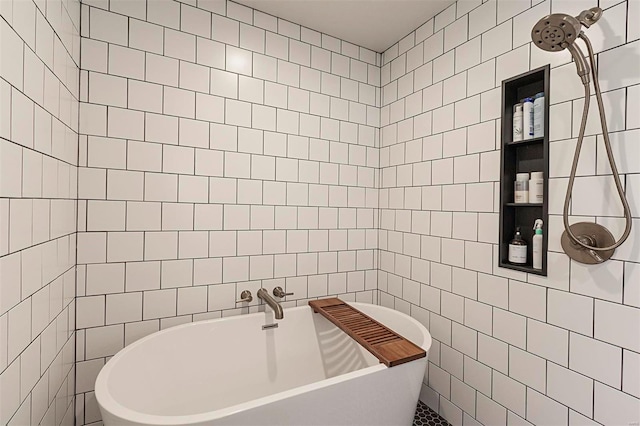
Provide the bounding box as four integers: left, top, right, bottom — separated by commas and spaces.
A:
2, 0, 639, 425
75, 0, 381, 423
379, 0, 639, 425
0, 0, 80, 424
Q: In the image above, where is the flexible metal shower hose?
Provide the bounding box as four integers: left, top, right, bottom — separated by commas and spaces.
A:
563, 33, 632, 251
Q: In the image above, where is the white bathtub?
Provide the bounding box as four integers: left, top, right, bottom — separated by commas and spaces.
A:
95, 302, 432, 426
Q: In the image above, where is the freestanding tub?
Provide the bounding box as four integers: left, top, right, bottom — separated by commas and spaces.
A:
95, 302, 432, 426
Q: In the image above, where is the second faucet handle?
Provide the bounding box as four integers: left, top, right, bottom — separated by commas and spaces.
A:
273, 286, 294, 298
236, 290, 253, 303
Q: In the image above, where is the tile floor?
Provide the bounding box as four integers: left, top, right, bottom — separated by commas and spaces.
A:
413, 401, 450, 426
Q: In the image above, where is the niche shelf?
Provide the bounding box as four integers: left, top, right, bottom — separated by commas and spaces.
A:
499, 65, 550, 276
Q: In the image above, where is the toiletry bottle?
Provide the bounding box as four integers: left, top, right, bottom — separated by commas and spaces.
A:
533, 219, 543, 270
513, 103, 523, 142
529, 171, 544, 203
508, 227, 527, 264
523, 98, 534, 140
514, 173, 529, 203
533, 93, 545, 138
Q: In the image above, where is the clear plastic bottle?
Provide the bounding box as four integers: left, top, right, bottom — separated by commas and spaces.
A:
532, 219, 543, 269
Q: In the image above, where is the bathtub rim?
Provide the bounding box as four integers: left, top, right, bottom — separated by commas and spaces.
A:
95, 302, 432, 425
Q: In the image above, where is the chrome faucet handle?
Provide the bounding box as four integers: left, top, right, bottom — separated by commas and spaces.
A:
236, 290, 253, 303
273, 286, 293, 298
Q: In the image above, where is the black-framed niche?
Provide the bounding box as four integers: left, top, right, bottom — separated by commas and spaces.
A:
498, 65, 550, 276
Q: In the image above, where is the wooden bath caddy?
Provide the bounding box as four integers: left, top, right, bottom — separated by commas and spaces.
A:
309, 298, 426, 367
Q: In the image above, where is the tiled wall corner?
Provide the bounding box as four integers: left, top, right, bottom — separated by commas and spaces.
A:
378, 0, 640, 424
75, 0, 382, 423
0, 0, 80, 424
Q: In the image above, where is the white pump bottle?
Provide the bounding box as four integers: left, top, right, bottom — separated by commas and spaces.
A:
533, 219, 543, 270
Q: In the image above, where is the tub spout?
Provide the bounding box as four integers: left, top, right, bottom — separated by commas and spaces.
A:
257, 288, 284, 320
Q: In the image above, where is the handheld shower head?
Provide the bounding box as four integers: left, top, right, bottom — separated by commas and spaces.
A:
531, 13, 590, 84
529, 6, 633, 264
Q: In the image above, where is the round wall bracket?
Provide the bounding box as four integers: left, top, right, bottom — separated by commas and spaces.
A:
561, 222, 616, 264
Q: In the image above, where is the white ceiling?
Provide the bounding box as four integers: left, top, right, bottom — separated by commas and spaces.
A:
234, 0, 456, 53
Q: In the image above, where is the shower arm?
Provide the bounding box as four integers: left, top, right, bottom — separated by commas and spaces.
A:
562, 32, 633, 252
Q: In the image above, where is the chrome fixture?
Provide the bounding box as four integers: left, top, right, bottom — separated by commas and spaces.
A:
531, 7, 632, 264
236, 290, 253, 303
257, 288, 284, 320
576, 7, 602, 28
273, 286, 294, 298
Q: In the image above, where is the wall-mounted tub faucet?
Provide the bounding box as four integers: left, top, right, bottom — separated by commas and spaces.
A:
257, 288, 284, 320
531, 6, 632, 264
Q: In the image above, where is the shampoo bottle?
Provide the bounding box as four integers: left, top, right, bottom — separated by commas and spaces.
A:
533, 93, 545, 138
508, 227, 527, 264
514, 173, 529, 203
513, 103, 523, 141
529, 171, 544, 203
523, 97, 534, 140
533, 219, 543, 270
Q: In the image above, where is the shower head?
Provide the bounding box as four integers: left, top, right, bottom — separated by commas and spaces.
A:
531, 10, 600, 85
531, 13, 582, 52
531, 7, 603, 52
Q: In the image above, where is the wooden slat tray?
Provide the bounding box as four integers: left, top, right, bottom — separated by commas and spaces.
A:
309, 298, 426, 367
